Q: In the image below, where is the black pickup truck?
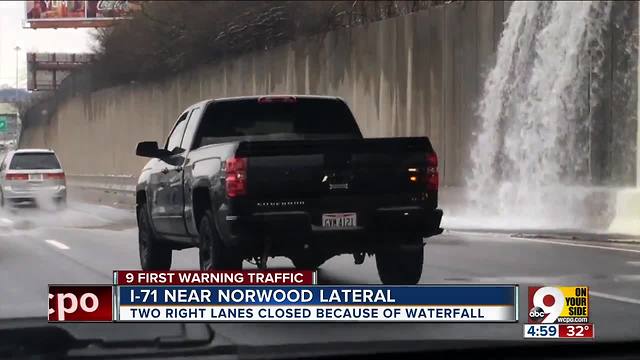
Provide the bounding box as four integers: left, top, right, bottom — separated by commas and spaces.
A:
135, 95, 443, 284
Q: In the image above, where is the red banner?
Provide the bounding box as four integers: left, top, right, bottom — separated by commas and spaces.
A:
48, 285, 113, 322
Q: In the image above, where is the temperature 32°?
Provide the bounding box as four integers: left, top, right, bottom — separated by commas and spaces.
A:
564, 324, 590, 337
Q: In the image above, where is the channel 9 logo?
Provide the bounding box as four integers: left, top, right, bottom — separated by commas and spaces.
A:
48, 285, 113, 322
528, 286, 589, 324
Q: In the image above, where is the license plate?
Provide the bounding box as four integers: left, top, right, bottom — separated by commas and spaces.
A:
322, 213, 357, 228
29, 174, 43, 181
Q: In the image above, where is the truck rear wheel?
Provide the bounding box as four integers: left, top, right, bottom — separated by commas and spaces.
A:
138, 205, 172, 270
375, 245, 424, 285
199, 210, 243, 270
291, 255, 327, 270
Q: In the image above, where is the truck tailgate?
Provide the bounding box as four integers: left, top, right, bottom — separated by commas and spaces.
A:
236, 137, 436, 199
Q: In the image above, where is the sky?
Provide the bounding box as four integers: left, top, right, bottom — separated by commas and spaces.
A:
0, 1, 96, 88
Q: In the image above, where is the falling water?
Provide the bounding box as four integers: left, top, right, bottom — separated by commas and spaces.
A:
460, 1, 617, 230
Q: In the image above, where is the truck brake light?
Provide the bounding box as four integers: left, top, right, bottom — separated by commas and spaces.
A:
426, 152, 438, 191
257, 96, 297, 104
226, 157, 247, 197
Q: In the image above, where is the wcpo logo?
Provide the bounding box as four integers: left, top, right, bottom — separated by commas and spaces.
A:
528, 286, 589, 324
48, 285, 113, 322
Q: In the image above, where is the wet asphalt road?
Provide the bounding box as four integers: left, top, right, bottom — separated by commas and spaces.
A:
0, 201, 639, 345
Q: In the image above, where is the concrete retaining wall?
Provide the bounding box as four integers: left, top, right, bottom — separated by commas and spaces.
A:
19, 1, 637, 190
20, 1, 509, 187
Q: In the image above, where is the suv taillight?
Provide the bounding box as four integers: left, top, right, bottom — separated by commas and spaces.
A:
225, 157, 247, 197
426, 152, 438, 191
45, 172, 65, 180
5, 173, 28, 181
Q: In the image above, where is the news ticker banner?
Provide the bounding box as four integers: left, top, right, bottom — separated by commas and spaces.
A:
523, 286, 594, 339
48, 271, 518, 323
116, 285, 517, 322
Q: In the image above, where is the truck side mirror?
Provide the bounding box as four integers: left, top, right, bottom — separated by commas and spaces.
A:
136, 141, 170, 158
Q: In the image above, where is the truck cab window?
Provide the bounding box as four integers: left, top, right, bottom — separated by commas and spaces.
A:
165, 112, 190, 153
192, 99, 363, 148
182, 107, 202, 151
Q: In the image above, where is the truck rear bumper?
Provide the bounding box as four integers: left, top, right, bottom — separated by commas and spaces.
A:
219, 207, 443, 257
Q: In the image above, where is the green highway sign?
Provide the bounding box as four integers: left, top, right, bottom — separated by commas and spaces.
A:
0, 116, 6, 132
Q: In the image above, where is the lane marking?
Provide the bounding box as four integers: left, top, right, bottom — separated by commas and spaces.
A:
627, 261, 640, 266
590, 291, 640, 305
0, 217, 13, 225
45, 239, 69, 250
508, 237, 640, 254
614, 275, 640, 281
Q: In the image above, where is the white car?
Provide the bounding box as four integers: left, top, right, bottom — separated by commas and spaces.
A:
0, 149, 67, 208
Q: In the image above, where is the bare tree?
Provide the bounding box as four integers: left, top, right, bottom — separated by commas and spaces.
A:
91, 1, 448, 84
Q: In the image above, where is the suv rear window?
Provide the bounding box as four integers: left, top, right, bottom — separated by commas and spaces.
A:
9, 153, 61, 170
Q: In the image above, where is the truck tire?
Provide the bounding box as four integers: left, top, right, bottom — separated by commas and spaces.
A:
291, 255, 327, 270
138, 204, 172, 270
199, 210, 243, 270
375, 246, 424, 285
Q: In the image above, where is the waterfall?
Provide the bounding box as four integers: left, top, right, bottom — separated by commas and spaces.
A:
460, 1, 616, 230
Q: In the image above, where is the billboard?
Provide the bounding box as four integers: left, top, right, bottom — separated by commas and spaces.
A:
27, 53, 96, 91
25, 1, 143, 29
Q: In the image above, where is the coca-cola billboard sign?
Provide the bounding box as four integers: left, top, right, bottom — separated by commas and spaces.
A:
95, 1, 135, 18
25, 1, 142, 29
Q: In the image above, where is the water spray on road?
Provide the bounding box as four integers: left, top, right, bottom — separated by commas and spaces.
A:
0, 200, 134, 233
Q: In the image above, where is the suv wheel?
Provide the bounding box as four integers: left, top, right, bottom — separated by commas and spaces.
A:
56, 197, 67, 210
199, 210, 243, 270
138, 204, 172, 270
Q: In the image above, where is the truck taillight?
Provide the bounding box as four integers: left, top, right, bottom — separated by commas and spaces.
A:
426, 152, 438, 191
225, 157, 247, 197
45, 172, 65, 180
5, 173, 29, 181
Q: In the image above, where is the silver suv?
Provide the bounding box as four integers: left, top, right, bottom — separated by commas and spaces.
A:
0, 149, 67, 208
